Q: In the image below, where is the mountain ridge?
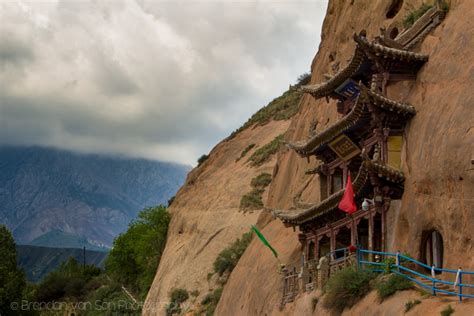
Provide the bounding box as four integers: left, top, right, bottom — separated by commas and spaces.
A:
0, 145, 190, 247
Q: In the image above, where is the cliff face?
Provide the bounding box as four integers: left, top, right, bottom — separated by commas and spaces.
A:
216, 0, 474, 314
145, 0, 474, 315
144, 119, 291, 314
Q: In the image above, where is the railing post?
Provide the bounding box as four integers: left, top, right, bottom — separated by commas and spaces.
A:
396, 250, 400, 272
356, 247, 361, 271
459, 269, 463, 303
431, 265, 436, 296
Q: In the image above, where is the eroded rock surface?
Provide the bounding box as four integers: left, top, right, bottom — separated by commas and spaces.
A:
146, 1, 474, 315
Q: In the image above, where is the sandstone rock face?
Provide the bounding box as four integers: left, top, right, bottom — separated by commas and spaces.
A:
146, 0, 474, 314
143, 120, 290, 315
216, 0, 474, 314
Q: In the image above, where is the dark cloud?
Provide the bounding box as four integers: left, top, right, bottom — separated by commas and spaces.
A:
0, 35, 34, 66
0, 0, 328, 165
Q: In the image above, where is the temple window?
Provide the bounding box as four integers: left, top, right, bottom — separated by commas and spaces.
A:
331, 168, 343, 194
319, 173, 328, 200
387, 135, 403, 169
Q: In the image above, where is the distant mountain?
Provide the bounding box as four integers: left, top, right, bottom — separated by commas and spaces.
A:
29, 230, 108, 251
0, 146, 190, 248
16, 245, 108, 282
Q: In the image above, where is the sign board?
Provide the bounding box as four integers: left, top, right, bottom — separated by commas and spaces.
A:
328, 134, 361, 161
335, 79, 360, 99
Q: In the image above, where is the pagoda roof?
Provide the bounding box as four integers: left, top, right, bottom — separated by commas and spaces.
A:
273, 161, 369, 225
300, 46, 366, 99
286, 94, 366, 156
273, 160, 404, 226
286, 86, 415, 157
366, 160, 405, 184
300, 33, 428, 100
364, 88, 416, 116
354, 34, 428, 63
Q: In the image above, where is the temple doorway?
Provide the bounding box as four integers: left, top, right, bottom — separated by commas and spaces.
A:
373, 213, 383, 260
319, 235, 330, 259
335, 226, 351, 259
308, 241, 315, 261
421, 230, 444, 272
357, 217, 369, 249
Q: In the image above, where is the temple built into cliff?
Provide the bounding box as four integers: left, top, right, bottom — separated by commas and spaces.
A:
274, 3, 448, 305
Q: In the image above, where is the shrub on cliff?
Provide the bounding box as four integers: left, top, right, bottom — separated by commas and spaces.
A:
376, 274, 413, 300
236, 143, 256, 162
251, 172, 272, 188
165, 288, 189, 316
441, 305, 454, 316
197, 154, 209, 166
213, 232, 253, 277
323, 267, 376, 313
105, 205, 171, 299
405, 299, 421, 312
240, 188, 265, 210
296, 72, 311, 86
403, 3, 433, 28
200, 287, 223, 316
240, 173, 272, 211
247, 134, 283, 166
228, 85, 302, 140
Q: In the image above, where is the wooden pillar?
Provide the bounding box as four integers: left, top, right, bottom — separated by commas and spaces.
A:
330, 227, 336, 254
327, 170, 333, 197
368, 210, 374, 261
314, 237, 320, 262
351, 217, 357, 246
382, 72, 390, 95
381, 208, 386, 253
382, 128, 390, 164
342, 164, 348, 187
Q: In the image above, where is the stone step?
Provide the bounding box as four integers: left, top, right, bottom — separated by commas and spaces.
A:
414, 277, 454, 295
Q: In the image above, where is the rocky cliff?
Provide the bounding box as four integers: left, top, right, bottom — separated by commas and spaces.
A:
145, 0, 474, 315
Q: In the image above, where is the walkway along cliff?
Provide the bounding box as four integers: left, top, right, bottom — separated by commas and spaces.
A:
145, 1, 474, 315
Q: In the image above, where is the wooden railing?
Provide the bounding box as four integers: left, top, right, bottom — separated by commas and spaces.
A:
280, 247, 357, 308
280, 267, 299, 306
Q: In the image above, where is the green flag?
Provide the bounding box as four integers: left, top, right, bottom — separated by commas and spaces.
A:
251, 225, 278, 258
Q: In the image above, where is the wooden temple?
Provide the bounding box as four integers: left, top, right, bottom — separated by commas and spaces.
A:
274, 29, 431, 265
275, 3, 448, 306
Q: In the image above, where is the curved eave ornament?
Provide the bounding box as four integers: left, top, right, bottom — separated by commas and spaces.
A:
285, 86, 415, 157
273, 161, 369, 226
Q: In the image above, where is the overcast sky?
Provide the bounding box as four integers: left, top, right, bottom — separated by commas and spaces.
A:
0, 0, 328, 166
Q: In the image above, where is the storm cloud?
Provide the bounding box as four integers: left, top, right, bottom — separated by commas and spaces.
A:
0, 0, 328, 165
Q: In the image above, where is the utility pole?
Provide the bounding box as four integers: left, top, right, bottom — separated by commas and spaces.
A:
83, 246, 86, 275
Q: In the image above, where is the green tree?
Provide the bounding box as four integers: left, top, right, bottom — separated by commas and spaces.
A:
36, 257, 101, 302
105, 205, 171, 298
0, 225, 26, 315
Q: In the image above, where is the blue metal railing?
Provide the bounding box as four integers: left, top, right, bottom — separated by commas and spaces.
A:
357, 248, 474, 302
326, 247, 351, 260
